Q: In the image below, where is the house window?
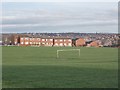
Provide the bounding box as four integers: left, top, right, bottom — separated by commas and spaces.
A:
42, 39, 45, 41
21, 42, 24, 44
60, 43, 63, 46
68, 43, 71, 46
25, 38, 29, 40
55, 40, 57, 42
64, 43, 67, 46
15, 42, 17, 44
60, 39, 63, 41
21, 38, 24, 40
55, 43, 58, 46
68, 39, 71, 42
50, 39, 53, 41
30, 42, 32, 44
25, 42, 29, 45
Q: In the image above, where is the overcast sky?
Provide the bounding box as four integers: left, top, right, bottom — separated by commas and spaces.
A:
1, 2, 118, 33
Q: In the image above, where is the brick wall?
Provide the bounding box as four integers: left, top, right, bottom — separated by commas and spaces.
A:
75, 38, 86, 46
89, 41, 99, 47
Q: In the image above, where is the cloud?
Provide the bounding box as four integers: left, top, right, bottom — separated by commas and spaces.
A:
1, 2, 118, 33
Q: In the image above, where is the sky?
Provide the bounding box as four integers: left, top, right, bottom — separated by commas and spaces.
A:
1, 2, 118, 33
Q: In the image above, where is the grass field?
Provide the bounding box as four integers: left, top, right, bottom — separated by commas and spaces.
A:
2, 46, 118, 88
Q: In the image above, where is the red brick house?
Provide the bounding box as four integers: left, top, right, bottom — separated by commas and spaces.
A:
75, 38, 86, 46
89, 41, 99, 47
17, 36, 72, 47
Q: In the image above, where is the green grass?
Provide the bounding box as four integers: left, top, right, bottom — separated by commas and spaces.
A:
2, 46, 118, 88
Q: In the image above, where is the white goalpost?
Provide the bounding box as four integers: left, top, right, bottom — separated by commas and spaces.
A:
57, 49, 80, 58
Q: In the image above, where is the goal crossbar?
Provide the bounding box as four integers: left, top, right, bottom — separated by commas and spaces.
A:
57, 49, 80, 58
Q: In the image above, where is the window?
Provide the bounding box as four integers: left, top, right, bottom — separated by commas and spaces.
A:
55, 40, 57, 42
68, 39, 71, 42
55, 43, 58, 46
64, 43, 67, 46
42, 39, 45, 41
25, 38, 29, 40
46, 39, 48, 41
30, 38, 32, 40
60, 43, 63, 46
25, 42, 29, 45
21, 38, 24, 40
21, 42, 24, 44
50, 39, 53, 41
30, 42, 32, 44
68, 43, 71, 46
60, 39, 63, 41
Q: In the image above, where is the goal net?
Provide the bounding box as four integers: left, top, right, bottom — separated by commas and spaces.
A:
57, 49, 80, 58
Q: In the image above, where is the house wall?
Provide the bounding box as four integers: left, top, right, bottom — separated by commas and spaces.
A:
64, 39, 72, 46
89, 41, 99, 47
20, 37, 30, 46
29, 38, 41, 45
14, 36, 18, 45
75, 38, 86, 46
41, 38, 53, 46
54, 38, 72, 46
16, 37, 73, 47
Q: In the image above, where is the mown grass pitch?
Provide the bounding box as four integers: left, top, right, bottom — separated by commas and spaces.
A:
2, 46, 118, 88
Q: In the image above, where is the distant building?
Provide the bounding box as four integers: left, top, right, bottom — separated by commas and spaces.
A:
6, 33, 119, 47
89, 41, 99, 47
75, 38, 86, 46
18, 36, 72, 47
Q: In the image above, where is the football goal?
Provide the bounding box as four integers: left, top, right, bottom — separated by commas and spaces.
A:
57, 49, 80, 58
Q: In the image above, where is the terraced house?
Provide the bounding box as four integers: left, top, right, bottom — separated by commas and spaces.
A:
15, 36, 72, 47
